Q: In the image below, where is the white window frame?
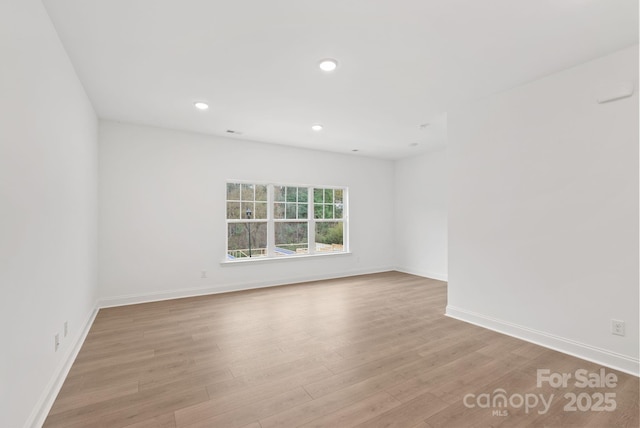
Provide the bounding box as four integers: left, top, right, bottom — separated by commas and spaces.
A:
224, 180, 349, 263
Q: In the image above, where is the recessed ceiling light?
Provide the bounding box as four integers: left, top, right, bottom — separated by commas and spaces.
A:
318, 59, 338, 72
419, 123, 429, 129
194, 102, 209, 110
409, 142, 419, 147
311, 124, 324, 132
352, 149, 359, 152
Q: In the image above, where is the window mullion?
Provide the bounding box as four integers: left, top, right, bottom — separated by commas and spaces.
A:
308, 186, 316, 255
267, 184, 275, 257
343, 188, 349, 252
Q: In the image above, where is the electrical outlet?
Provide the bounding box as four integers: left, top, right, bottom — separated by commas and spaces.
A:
64, 321, 68, 337
611, 319, 625, 336
54, 334, 60, 352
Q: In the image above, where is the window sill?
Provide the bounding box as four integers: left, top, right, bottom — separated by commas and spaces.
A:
220, 251, 352, 265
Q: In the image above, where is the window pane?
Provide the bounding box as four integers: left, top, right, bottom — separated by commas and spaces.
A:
324, 189, 333, 204
241, 202, 254, 219
275, 222, 308, 256
335, 203, 343, 219
227, 222, 267, 258
286, 187, 297, 202
298, 203, 308, 219
334, 189, 343, 204
227, 223, 245, 250
254, 202, 267, 219
255, 184, 267, 201
227, 183, 240, 201
314, 204, 323, 219
274, 185, 286, 202
315, 221, 343, 253
286, 203, 297, 219
226, 202, 240, 219
274, 203, 285, 219
241, 184, 255, 201
298, 188, 308, 203
324, 204, 334, 219
314, 188, 323, 203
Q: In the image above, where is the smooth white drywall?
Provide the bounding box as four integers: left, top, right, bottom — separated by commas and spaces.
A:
98, 121, 395, 303
0, 0, 98, 426
394, 149, 448, 280
448, 46, 639, 373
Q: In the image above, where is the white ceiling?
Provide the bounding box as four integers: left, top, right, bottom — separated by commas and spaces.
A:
42, 0, 638, 159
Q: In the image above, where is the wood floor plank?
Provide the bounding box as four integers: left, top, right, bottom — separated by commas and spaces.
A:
122, 412, 176, 428
433, 352, 530, 404
48, 381, 139, 415
239, 423, 262, 428
43, 272, 639, 428
352, 391, 448, 428
138, 364, 233, 392
386, 351, 495, 403
302, 351, 426, 399
259, 384, 370, 427
181, 387, 311, 428
44, 385, 209, 428
175, 366, 331, 426
299, 392, 401, 428
203, 357, 331, 402
260, 362, 428, 428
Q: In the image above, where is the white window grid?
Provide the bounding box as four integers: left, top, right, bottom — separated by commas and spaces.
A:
225, 181, 348, 260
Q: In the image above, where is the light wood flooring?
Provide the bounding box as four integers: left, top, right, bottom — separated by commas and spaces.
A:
44, 272, 639, 427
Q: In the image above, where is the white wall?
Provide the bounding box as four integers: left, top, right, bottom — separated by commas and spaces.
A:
394, 149, 448, 280
0, 1, 98, 427
98, 121, 395, 304
447, 46, 639, 374
1, 5, 633, 424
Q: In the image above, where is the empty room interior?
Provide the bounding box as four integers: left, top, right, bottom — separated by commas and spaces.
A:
2, 1, 639, 427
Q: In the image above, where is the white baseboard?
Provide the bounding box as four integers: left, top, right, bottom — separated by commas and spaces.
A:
26, 304, 99, 428
99, 266, 395, 308
446, 305, 639, 377
395, 266, 448, 282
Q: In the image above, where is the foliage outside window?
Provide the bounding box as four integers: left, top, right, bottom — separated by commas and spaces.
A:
226, 182, 347, 260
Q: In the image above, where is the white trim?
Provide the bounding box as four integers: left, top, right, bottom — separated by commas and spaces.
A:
99, 266, 394, 308
221, 250, 352, 265
445, 305, 640, 377
394, 266, 448, 282
26, 304, 99, 428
